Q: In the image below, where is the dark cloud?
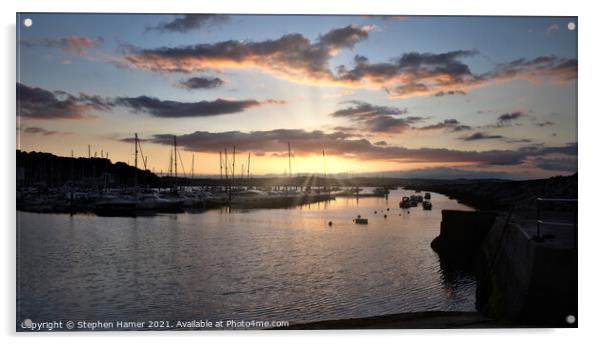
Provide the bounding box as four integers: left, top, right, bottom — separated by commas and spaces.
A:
534, 156, 577, 172
335, 50, 479, 97
536, 120, 555, 127
520, 142, 577, 156
178, 76, 225, 89
18, 83, 283, 120
19, 126, 67, 136
17, 83, 111, 119
504, 138, 532, 144
434, 90, 467, 97
319, 25, 372, 49
123, 25, 373, 81
484, 56, 577, 83
417, 119, 471, 132
148, 14, 229, 33
126, 129, 576, 168
330, 101, 423, 133
114, 96, 283, 118
462, 132, 504, 141
21, 36, 103, 56
497, 111, 526, 126
374, 140, 388, 146
367, 115, 425, 133
331, 101, 408, 118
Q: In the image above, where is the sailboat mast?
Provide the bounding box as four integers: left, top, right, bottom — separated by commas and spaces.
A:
232, 145, 236, 181
134, 133, 138, 167
191, 154, 195, 179
219, 151, 223, 181
134, 133, 138, 186
323, 149, 326, 191
247, 152, 250, 180
173, 136, 178, 179
104, 151, 109, 191
168, 151, 172, 176
225, 148, 228, 181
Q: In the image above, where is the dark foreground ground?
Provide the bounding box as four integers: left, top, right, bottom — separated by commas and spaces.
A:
275, 311, 511, 329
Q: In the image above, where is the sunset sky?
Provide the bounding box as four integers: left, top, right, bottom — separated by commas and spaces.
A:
16, 14, 577, 179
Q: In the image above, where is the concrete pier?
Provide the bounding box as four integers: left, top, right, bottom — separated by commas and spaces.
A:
475, 217, 577, 326
430, 210, 497, 268
432, 209, 577, 327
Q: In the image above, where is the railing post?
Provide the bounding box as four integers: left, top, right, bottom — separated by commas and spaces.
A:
536, 197, 541, 240
574, 205, 578, 249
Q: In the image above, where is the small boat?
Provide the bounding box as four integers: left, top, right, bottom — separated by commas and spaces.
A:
337, 187, 363, 196
424, 192, 431, 200
353, 216, 368, 224
137, 194, 183, 211
373, 187, 390, 197
95, 195, 137, 215
400, 196, 411, 208
410, 194, 423, 203
422, 201, 432, 210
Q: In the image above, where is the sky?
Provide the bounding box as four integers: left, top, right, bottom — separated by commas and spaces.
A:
16, 14, 577, 179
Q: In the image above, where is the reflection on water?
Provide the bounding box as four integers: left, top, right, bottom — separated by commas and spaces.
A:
17, 188, 475, 325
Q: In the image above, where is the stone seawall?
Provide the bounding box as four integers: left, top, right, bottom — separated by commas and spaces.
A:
475, 217, 577, 326
431, 210, 497, 269
432, 210, 577, 327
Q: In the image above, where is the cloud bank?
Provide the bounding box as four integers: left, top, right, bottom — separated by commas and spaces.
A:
21, 36, 104, 56
121, 26, 577, 98
330, 101, 423, 133
17, 83, 283, 119
123, 129, 577, 171
17, 83, 111, 119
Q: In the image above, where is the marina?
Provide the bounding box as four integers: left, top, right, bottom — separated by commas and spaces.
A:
14, 12, 578, 332
17, 188, 474, 326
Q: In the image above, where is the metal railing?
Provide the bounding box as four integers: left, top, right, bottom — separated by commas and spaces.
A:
536, 197, 578, 248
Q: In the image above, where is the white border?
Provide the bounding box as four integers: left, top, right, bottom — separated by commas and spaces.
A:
2, 1, 599, 344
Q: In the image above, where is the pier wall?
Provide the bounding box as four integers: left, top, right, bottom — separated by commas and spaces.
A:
430, 210, 497, 268
432, 210, 577, 326
475, 218, 577, 325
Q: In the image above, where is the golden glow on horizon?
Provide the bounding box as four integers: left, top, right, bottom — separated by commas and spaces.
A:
18, 134, 473, 176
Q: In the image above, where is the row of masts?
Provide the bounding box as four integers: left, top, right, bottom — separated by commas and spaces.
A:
55, 137, 330, 192
129, 135, 329, 190
218, 146, 253, 180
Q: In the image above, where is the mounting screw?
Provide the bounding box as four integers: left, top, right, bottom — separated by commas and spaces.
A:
568, 22, 576, 31
566, 314, 576, 324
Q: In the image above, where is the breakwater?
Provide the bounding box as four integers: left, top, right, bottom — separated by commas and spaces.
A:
405, 174, 577, 213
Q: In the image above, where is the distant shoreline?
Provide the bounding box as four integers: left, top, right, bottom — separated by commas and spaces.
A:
402, 174, 577, 213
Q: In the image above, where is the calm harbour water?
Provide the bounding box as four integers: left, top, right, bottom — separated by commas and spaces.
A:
17, 188, 475, 327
